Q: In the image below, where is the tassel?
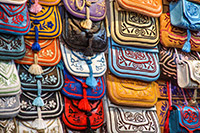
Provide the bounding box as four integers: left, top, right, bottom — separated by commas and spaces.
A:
78, 88, 91, 112
32, 26, 41, 52
80, 6, 92, 29
33, 80, 44, 107
188, 88, 198, 107
29, 0, 42, 14
85, 59, 97, 88
182, 29, 191, 53
32, 106, 47, 132
29, 53, 43, 75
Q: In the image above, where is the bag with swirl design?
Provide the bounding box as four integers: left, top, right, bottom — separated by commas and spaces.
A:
160, 13, 200, 52
170, 0, 200, 52
60, 8, 108, 56
107, 71, 158, 107
110, 1, 159, 47
108, 37, 160, 81
104, 96, 160, 133
0, 3, 30, 35
62, 97, 104, 132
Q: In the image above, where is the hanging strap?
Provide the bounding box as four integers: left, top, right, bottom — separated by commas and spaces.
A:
181, 87, 188, 106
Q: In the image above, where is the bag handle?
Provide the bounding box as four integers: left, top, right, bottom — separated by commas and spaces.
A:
181, 87, 188, 106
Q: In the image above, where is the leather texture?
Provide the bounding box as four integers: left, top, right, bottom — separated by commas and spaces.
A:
170, 0, 200, 31
31, 0, 61, 5
0, 94, 20, 118
25, 5, 62, 39
177, 60, 200, 88
61, 43, 107, 77
16, 117, 64, 133
117, 0, 162, 17
15, 38, 61, 66
63, 0, 106, 21
61, 9, 107, 56
107, 72, 158, 107
16, 64, 64, 92
0, 34, 25, 60
159, 46, 199, 83
108, 38, 160, 81
0, 119, 17, 133
160, 13, 200, 52
17, 91, 63, 120
62, 97, 104, 130
104, 96, 161, 133
0, 3, 30, 35
62, 67, 106, 100
110, 1, 159, 47
0, 60, 21, 96
169, 104, 200, 132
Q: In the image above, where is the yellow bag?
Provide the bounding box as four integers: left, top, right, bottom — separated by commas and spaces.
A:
110, 1, 159, 47
25, 5, 62, 39
107, 72, 158, 107
160, 13, 200, 52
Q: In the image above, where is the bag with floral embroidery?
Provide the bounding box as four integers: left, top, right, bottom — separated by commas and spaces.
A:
0, 3, 30, 35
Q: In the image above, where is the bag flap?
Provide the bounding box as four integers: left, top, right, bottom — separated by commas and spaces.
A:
31, 0, 61, 5
0, 60, 21, 96
160, 13, 200, 52
104, 96, 160, 133
110, 1, 159, 47
25, 5, 62, 39
172, 104, 200, 132
15, 38, 61, 66
61, 44, 107, 77
16, 118, 64, 133
18, 91, 63, 119
117, 0, 162, 17
107, 72, 157, 107
62, 97, 104, 130
17, 64, 64, 91
61, 11, 107, 54
63, 0, 106, 21
0, 119, 17, 132
183, 0, 200, 25
62, 67, 105, 100
0, 4, 26, 17
109, 39, 160, 81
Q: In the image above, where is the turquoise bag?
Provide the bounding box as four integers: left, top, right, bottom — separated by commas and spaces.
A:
170, 0, 200, 52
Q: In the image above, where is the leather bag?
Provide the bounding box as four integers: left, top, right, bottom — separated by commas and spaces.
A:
62, 97, 104, 131
25, 5, 62, 39
116, 0, 162, 17
110, 1, 159, 47
104, 96, 161, 133
160, 13, 200, 52
107, 71, 158, 107
0, 3, 30, 35
108, 37, 160, 81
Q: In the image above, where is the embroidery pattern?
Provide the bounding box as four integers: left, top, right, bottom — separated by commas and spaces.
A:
0, 37, 23, 50
0, 97, 16, 108
0, 119, 16, 133
183, 109, 198, 123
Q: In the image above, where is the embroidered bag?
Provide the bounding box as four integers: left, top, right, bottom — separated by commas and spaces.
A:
0, 119, 17, 132
0, 3, 30, 35
0, 94, 20, 118
30, 0, 61, 5
62, 97, 104, 131
61, 42, 107, 88
62, 67, 106, 103
63, 0, 106, 30
170, 0, 200, 52
110, 1, 159, 47
16, 117, 64, 133
104, 96, 161, 133
116, 0, 162, 17
0, 60, 21, 96
108, 37, 160, 81
160, 13, 200, 52
61, 8, 108, 56
17, 91, 63, 120
159, 45, 200, 83
0, 34, 26, 60
25, 5, 62, 39
107, 71, 158, 107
